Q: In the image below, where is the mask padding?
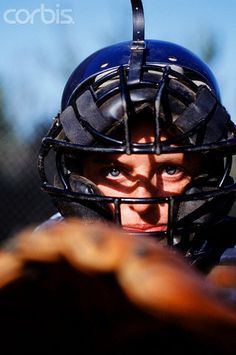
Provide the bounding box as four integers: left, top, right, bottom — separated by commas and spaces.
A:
173, 87, 231, 144
53, 174, 114, 222
176, 179, 235, 229
60, 105, 93, 144
60, 90, 124, 145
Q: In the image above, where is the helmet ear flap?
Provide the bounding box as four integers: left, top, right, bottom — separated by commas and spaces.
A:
53, 174, 114, 222
69, 174, 103, 195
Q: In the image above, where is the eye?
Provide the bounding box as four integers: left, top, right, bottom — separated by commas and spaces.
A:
105, 167, 121, 178
164, 166, 178, 175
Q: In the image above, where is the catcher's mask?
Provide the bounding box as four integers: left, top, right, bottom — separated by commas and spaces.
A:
38, 0, 236, 251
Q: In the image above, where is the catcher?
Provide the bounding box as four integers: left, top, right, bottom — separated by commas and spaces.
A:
37, 0, 236, 297
1, 0, 236, 353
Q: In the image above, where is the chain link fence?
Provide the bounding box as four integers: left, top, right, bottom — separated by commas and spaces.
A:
0, 125, 57, 241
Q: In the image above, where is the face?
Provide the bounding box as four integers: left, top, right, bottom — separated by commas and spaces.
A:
83, 121, 201, 235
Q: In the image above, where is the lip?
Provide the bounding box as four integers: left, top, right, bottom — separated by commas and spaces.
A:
123, 224, 167, 233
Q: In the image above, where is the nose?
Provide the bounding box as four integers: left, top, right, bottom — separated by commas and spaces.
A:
127, 181, 157, 215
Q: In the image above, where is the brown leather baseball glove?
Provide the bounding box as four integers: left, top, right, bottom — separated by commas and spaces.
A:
0, 218, 235, 354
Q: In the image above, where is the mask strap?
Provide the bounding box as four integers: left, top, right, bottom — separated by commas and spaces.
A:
128, 0, 146, 85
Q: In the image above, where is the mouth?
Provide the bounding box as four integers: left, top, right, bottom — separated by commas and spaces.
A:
123, 224, 167, 233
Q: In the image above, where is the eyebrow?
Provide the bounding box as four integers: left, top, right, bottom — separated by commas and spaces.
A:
92, 156, 119, 164
91, 156, 133, 170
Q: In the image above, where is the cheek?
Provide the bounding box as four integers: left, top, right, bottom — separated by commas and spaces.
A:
160, 176, 192, 196
98, 176, 192, 197
97, 184, 125, 197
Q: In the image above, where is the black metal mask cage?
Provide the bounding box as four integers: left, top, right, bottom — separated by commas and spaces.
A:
38, 63, 236, 246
